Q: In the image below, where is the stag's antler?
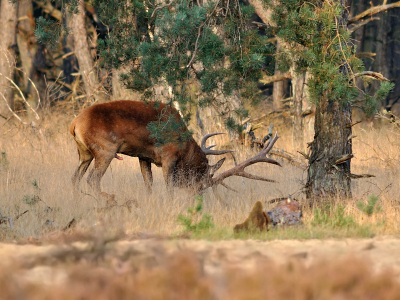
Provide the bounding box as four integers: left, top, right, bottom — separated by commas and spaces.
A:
207, 133, 281, 188
201, 133, 234, 156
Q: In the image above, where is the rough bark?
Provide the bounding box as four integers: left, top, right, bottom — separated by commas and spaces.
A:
272, 41, 285, 110
17, 0, 46, 110
0, 0, 18, 116
306, 0, 353, 201
63, 10, 78, 85
373, 8, 390, 107
71, 0, 103, 102
292, 73, 305, 153
17, 0, 34, 89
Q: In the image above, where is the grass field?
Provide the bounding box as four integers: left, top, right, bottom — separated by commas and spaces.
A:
1, 110, 400, 299
1, 110, 399, 241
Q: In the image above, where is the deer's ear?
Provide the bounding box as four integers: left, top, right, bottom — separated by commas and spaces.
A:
209, 158, 226, 177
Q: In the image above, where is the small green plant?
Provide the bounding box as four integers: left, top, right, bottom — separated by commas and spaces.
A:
22, 180, 45, 206
22, 195, 41, 205
177, 196, 214, 234
312, 203, 355, 229
357, 195, 381, 216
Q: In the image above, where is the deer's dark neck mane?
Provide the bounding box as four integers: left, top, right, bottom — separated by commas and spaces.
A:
174, 139, 209, 183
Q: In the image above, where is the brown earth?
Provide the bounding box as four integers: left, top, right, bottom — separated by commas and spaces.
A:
1, 236, 400, 284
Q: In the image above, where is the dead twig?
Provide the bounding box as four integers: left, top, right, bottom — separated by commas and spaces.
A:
186, 26, 203, 68
353, 71, 390, 82
0, 71, 40, 120
0, 210, 29, 228
151, 0, 174, 17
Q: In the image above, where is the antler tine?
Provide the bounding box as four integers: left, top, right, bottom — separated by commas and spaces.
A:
220, 182, 238, 193
210, 132, 281, 187
201, 132, 234, 156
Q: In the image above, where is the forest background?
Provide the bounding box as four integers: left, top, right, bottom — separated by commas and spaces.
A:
0, 0, 400, 230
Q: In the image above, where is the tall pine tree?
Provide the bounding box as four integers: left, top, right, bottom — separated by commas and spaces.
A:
93, 0, 273, 140
263, 0, 393, 200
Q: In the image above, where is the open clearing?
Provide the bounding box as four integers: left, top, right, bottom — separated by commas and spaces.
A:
1, 114, 400, 298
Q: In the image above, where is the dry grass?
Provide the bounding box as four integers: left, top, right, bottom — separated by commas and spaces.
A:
0, 112, 400, 241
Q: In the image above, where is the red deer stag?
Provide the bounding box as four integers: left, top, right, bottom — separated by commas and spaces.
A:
70, 100, 280, 199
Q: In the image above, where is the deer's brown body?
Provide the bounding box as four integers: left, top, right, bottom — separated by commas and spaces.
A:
70, 100, 211, 195
70, 100, 280, 199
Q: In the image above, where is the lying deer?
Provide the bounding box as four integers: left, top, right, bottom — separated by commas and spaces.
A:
70, 100, 280, 199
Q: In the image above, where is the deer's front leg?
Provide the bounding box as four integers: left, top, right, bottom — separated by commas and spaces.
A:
161, 158, 177, 189
139, 158, 153, 192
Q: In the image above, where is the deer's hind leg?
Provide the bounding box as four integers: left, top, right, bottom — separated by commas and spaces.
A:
86, 150, 115, 201
72, 144, 94, 191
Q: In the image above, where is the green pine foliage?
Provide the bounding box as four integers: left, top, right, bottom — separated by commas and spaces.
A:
147, 107, 193, 148
34, 1, 79, 49
264, 0, 393, 112
177, 196, 214, 234
357, 195, 381, 216
34, 16, 64, 50
94, 0, 274, 144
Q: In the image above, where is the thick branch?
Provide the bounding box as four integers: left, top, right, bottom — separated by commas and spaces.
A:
33, 0, 62, 20
260, 72, 292, 85
353, 71, 390, 81
355, 52, 376, 59
348, 17, 379, 33
348, 1, 400, 24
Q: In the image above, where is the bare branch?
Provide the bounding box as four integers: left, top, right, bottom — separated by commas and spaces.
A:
346, 120, 362, 128
151, 0, 174, 17
186, 25, 203, 68
269, 150, 307, 170
335, 154, 354, 165
348, 17, 379, 33
297, 151, 310, 160
260, 72, 292, 85
348, 173, 375, 179
0, 92, 28, 125
353, 71, 390, 81
0, 72, 40, 120
355, 52, 376, 59
348, 1, 400, 25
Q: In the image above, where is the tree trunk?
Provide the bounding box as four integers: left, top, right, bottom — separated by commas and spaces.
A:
71, 0, 103, 103
292, 72, 305, 153
17, 0, 34, 90
272, 41, 285, 110
373, 7, 390, 108
112, 67, 140, 100
306, 0, 353, 201
0, 0, 18, 116
17, 0, 47, 111
63, 9, 78, 85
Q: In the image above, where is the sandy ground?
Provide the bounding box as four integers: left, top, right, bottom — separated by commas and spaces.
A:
1, 236, 400, 285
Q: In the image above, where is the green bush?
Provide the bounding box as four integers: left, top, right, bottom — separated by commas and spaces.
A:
312, 203, 355, 229
357, 195, 381, 216
177, 196, 214, 234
